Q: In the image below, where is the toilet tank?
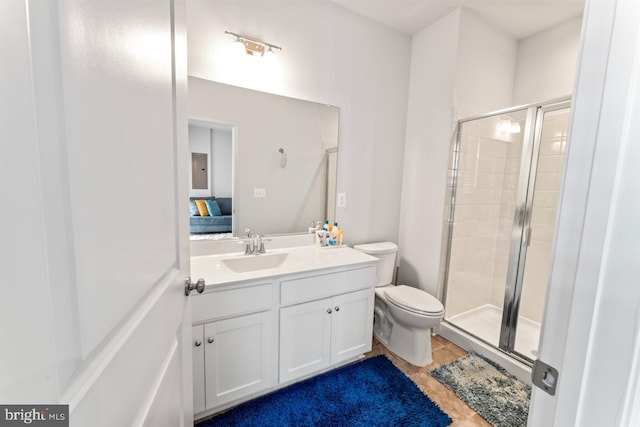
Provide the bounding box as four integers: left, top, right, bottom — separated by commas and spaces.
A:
353, 242, 398, 287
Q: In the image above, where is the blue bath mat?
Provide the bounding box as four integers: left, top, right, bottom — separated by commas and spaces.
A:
197, 355, 452, 427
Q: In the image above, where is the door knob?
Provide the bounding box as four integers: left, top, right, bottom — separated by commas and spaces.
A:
208, 337, 215, 344
185, 277, 205, 296
327, 308, 332, 314
335, 306, 340, 311
195, 340, 202, 347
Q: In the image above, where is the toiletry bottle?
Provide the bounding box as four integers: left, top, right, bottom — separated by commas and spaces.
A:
331, 223, 340, 245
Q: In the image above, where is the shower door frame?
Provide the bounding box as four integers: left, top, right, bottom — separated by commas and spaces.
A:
441, 97, 571, 364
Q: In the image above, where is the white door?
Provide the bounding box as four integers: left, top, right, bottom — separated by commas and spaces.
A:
279, 298, 332, 383
528, 0, 640, 425
330, 289, 374, 365
203, 312, 272, 409
0, 1, 193, 426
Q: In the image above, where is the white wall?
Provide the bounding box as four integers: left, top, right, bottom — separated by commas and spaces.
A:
186, 0, 411, 244
455, 9, 518, 116
512, 16, 582, 105
397, 10, 460, 294
398, 8, 517, 295
211, 129, 232, 197
189, 125, 212, 197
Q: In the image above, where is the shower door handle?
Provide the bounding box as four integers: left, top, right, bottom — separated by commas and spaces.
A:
524, 227, 532, 247
524, 227, 531, 248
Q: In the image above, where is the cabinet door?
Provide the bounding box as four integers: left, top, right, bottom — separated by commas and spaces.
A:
330, 289, 375, 365
204, 312, 272, 409
192, 325, 206, 414
279, 298, 332, 383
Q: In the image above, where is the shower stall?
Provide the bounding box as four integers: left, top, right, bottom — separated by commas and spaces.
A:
440, 98, 571, 367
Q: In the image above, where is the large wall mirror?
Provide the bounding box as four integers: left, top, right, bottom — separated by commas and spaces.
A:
188, 77, 339, 239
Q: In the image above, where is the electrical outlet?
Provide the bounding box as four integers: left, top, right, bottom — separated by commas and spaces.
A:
337, 192, 347, 208
254, 188, 266, 198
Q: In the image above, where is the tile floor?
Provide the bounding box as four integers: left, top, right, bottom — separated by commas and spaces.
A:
365, 335, 492, 427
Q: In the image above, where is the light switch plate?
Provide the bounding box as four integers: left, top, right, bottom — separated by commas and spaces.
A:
254, 188, 266, 198
337, 192, 346, 207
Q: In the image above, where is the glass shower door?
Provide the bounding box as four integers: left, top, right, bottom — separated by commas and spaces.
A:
443, 99, 571, 363
510, 105, 571, 360
443, 108, 531, 348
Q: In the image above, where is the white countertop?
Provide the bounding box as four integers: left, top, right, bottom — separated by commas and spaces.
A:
190, 245, 379, 287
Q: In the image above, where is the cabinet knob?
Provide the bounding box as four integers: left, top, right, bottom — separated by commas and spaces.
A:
335, 306, 340, 311
327, 308, 332, 314
208, 337, 215, 344
195, 340, 202, 347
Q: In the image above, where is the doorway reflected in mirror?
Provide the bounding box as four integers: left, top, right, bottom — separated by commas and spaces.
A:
189, 121, 234, 239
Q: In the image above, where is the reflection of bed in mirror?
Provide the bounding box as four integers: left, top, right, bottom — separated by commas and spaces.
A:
188, 77, 339, 239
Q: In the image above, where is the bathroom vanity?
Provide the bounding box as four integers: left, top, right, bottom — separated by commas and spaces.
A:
190, 245, 378, 418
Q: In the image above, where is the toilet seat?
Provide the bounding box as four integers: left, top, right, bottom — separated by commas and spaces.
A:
384, 285, 444, 317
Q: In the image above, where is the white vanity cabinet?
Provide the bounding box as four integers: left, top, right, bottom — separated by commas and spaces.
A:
192, 281, 276, 414
279, 266, 375, 383
191, 247, 378, 419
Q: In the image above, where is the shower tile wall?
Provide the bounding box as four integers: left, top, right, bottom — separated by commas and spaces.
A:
518, 111, 568, 323
446, 116, 524, 318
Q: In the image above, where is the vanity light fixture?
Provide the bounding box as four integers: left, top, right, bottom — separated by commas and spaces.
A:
225, 31, 282, 57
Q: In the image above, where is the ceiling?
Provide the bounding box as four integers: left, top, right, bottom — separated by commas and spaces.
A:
329, 0, 585, 39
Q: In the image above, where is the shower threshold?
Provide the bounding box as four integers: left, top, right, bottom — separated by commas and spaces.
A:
447, 304, 541, 361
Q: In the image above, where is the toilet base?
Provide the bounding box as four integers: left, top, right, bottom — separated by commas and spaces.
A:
372, 285, 443, 367
373, 303, 436, 367
388, 323, 433, 366
374, 332, 435, 367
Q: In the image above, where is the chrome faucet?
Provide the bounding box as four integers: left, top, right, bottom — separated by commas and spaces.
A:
241, 228, 269, 255
242, 228, 255, 255
254, 234, 267, 254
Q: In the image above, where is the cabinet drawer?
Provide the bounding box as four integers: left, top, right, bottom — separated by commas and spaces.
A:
192, 283, 273, 323
280, 266, 375, 306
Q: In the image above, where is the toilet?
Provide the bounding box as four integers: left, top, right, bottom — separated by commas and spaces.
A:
353, 242, 444, 366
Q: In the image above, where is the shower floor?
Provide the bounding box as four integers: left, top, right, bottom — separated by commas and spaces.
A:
447, 304, 541, 360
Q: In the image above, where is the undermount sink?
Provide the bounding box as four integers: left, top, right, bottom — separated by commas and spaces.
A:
222, 252, 289, 273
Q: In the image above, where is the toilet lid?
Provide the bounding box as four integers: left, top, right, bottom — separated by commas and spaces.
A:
385, 285, 444, 315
